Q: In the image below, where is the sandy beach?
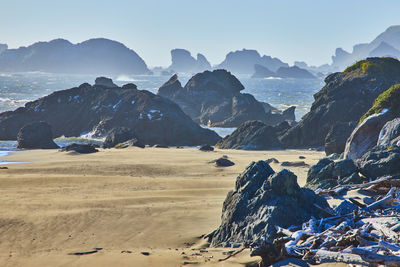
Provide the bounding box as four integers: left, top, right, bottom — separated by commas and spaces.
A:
0, 147, 324, 266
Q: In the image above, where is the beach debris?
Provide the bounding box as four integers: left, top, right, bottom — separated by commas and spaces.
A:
68, 248, 102, 256
141, 251, 150, 256
266, 158, 279, 164
299, 156, 306, 159
153, 144, 168, 148
249, 176, 400, 266
199, 144, 214, 151
0, 167, 8, 169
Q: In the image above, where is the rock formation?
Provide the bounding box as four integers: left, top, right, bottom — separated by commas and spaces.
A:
0, 78, 220, 146
210, 161, 329, 246
157, 70, 296, 127
168, 49, 211, 73
17, 121, 59, 149
251, 64, 277, 78
280, 58, 400, 153
0, 38, 151, 75
275, 66, 316, 79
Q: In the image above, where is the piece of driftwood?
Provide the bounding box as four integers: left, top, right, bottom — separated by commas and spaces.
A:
311, 249, 369, 265
352, 247, 400, 266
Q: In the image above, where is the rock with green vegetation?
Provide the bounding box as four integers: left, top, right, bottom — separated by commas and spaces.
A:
280, 57, 400, 154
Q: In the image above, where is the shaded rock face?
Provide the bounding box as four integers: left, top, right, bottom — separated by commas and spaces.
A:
0, 38, 150, 75
215, 121, 282, 150
0, 78, 220, 147
114, 139, 145, 149
169, 49, 211, 73
324, 121, 357, 156
281, 58, 400, 150
251, 64, 277, 78
210, 161, 329, 247
378, 118, 400, 147
275, 66, 315, 79
357, 147, 400, 179
103, 127, 135, 148
344, 109, 393, 160
158, 70, 295, 127
305, 158, 359, 190
17, 121, 59, 149
95, 77, 118, 88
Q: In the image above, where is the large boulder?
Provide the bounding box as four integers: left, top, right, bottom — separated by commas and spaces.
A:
305, 158, 359, 190
280, 58, 400, 150
17, 121, 59, 149
215, 121, 282, 150
157, 70, 295, 127
0, 78, 220, 147
357, 147, 400, 179
210, 161, 329, 247
344, 109, 393, 160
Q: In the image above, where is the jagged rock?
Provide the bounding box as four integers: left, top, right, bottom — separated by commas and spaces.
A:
266, 158, 279, 164
210, 161, 329, 246
121, 83, 138, 90
215, 121, 282, 150
344, 109, 393, 160
103, 127, 135, 148
281, 58, 400, 150
338, 172, 363, 185
61, 143, 98, 154
199, 144, 214, 151
0, 78, 220, 147
334, 200, 358, 216
168, 49, 211, 73
95, 77, 118, 88
157, 70, 295, 127
280, 161, 308, 167
305, 158, 358, 190
325, 121, 357, 156
378, 118, 400, 147
17, 121, 59, 149
275, 66, 316, 79
114, 138, 145, 149
0, 38, 150, 74
357, 147, 400, 179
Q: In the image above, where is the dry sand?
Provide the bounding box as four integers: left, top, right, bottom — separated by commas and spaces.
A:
0, 147, 325, 266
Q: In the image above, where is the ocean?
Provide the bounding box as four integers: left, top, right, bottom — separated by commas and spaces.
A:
0, 72, 324, 154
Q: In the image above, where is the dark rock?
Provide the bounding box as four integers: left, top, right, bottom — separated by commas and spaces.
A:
158, 70, 295, 128
210, 162, 329, 246
344, 109, 393, 160
211, 157, 235, 167
0, 79, 220, 147
324, 121, 357, 155
0, 38, 151, 75
114, 138, 145, 149
215, 121, 282, 150
153, 144, 169, 148
299, 156, 306, 159
357, 147, 400, 179
338, 172, 363, 185
121, 83, 138, 90
61, 143, 98, 154
275, 66, 316, 79
306, 158, 359, 190
103, 127, 135, 148
281, 58, 400, 149
377, 118, 400, 147
280, 161, 309, 167
17, 121, 59, 149
168, 49, 211, 73
95, 77, 118, 88
199, 144, 214, 151
266, 158, 279, 164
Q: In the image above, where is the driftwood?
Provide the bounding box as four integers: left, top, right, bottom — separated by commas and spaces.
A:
352, 247, 400, 266
311, 249, 370, 265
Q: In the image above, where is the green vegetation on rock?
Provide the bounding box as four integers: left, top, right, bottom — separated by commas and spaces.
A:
344, 57, 400, 83
361, 83, 400, 122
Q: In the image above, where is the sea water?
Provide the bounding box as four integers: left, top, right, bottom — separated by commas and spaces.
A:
0, 72, 324, 149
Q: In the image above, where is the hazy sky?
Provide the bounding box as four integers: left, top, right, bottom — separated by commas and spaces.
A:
1, 0, 400, 67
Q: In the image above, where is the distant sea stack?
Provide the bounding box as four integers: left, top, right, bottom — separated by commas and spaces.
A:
0, 38, 151, 75
251, 64, 316, 79
168, 49, 211, 73
216, 49, 289, 74
0, 44, 7, 55
280, 57, 400, 154
157, 70, 296, 127
0, 77, 220, 146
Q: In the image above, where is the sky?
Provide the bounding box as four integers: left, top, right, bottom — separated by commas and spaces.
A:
1, 0, 400, 67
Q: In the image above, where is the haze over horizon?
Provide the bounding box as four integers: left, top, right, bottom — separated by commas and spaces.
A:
1, 0, 400, 67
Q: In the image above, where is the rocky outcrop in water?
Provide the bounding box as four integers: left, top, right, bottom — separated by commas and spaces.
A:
210, 161, 329, 246
0, 78, 220, 146
17, 121, 59, 149
275, 66, 316, 79
251, 64, 277, 78
0, 38, 151, 75
168, 49, 211, 73
280, 58, 400, 153
157, 70, 295, 127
